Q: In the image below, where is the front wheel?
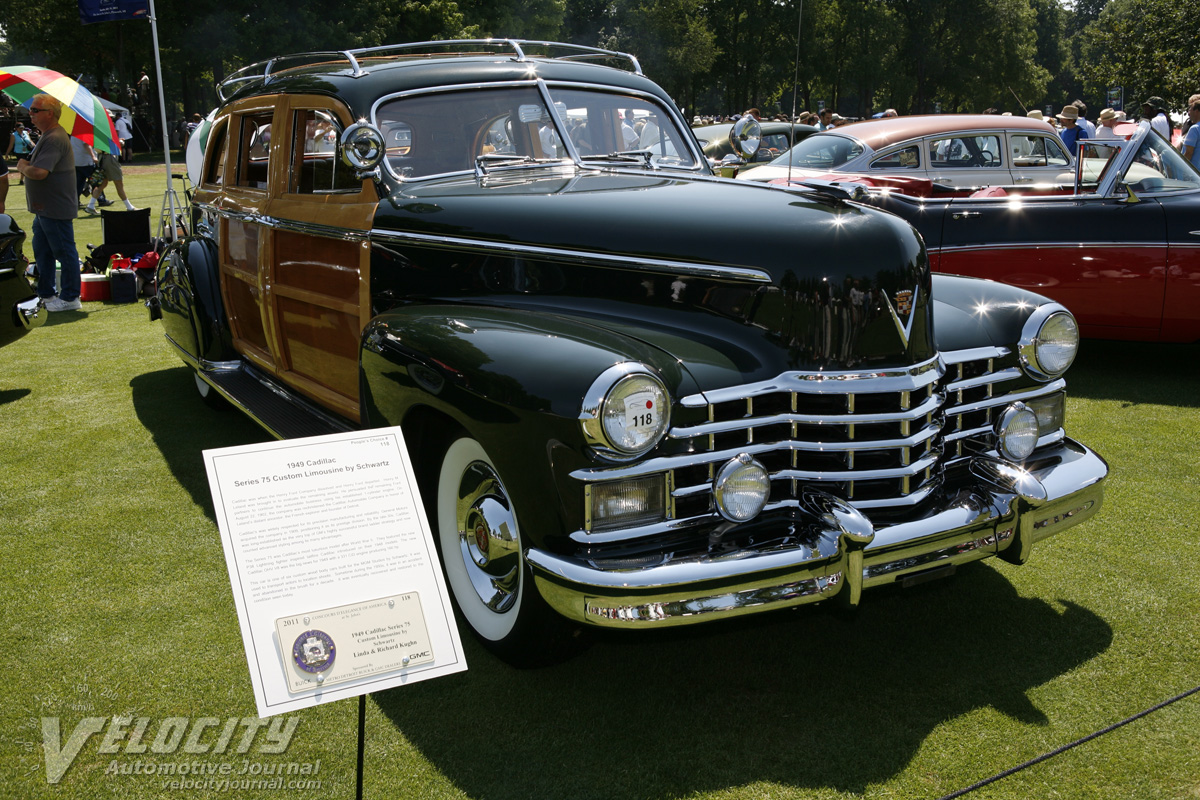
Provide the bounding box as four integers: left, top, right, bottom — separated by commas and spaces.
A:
434, 435, 581, 664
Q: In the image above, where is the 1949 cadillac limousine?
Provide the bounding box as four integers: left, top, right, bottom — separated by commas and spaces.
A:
153, 40, 1108, 661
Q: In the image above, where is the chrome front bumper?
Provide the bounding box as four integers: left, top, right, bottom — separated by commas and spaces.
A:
527, 439, 1107, 629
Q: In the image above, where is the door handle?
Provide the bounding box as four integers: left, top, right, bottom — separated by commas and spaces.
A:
951, 211, 982, 220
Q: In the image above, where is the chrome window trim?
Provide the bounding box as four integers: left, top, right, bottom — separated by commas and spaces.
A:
370, 79, 704, 183
368, 228, 772, 283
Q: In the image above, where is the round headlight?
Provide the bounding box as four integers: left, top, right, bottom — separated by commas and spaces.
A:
1020, 306, 1079, 381
714, 454, 771, 522
995, 402, 1040, 462
581, 365, 670, 459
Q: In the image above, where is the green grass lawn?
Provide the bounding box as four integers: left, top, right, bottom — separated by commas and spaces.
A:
2, 169, 1199, 798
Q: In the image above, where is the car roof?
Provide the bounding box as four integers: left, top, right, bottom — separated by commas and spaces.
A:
822, 114, 1059, 151
217, 40, 672, 117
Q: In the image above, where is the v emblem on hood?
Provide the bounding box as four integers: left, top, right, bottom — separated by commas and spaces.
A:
884, 285, 920, 348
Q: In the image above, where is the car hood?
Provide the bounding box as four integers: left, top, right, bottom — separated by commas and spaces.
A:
373, 169, 935, 373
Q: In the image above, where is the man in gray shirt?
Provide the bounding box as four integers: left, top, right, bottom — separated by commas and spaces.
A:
15, 93, 82, 312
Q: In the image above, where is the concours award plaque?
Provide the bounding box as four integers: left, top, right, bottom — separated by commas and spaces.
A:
276, 594, 435, 692
204, 428, 466, 718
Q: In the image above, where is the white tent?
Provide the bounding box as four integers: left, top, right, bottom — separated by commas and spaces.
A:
97, 96, 130, 116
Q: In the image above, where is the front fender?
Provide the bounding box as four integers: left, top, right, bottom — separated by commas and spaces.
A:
156, 235, 233, 363
359, 303, 703, 548
933, 273, 1058, 352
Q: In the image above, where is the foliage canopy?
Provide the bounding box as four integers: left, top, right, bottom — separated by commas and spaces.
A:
0, 0, 1195, 121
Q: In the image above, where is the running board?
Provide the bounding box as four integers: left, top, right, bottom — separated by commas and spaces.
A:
202, 364, 356, 441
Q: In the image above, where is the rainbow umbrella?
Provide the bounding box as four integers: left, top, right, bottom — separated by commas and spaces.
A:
0, 66, 121, 154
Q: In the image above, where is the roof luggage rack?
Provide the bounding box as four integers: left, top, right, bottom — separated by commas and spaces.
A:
217, 39, 643, 102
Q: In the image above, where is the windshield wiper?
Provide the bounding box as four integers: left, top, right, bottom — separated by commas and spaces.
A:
580, 149, 654, 167
474, 153, 567, 177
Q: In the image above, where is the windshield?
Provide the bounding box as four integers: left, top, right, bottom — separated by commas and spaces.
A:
1118, 133, 1200, 193
767, 133, 863, 170
376, 85, 697, 180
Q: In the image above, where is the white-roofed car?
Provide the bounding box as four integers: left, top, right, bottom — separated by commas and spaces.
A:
739, 114, 1075, 194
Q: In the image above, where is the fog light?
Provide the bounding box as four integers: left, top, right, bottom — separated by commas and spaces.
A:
588, 475, 667, 533
1025, 392, 1065, 435
714, 454, 770, 522
995, 403, 1039, 462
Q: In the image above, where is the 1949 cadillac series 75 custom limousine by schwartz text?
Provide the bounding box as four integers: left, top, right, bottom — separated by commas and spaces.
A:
153, 40, 1108, 662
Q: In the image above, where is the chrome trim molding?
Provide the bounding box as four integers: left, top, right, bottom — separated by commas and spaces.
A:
369, 229, 773, 283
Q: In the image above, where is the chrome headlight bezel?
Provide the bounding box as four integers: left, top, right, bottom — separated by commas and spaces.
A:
713, 454, 770, 522
580, 363, 671, 460
994, 402, 1040, 462
1019, 304, 1079, 382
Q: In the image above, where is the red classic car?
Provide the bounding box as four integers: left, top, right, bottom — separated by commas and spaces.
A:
773, 122, 1200, 342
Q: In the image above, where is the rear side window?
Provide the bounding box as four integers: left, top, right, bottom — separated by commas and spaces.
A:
871, 145, 921, 170
928, 135, 1002, 168
236, 112, 273, 190
289, 109, 361, 193
202, 120, 227, 187
1010, 134, 1070, 167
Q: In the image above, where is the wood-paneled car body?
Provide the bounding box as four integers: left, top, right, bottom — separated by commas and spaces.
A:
154, 40, 1108, 661
0, 214, 42, 349
857, 122, 1200, 342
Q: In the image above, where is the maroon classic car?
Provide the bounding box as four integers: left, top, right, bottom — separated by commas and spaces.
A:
771, 122, 1200, 343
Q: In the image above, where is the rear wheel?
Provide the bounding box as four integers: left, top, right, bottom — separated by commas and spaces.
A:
433, 434, 582, 664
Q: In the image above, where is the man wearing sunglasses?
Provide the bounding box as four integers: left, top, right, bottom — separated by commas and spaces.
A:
16, 94, 82, 312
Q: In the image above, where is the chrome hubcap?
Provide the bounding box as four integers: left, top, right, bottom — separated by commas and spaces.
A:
456, 460, 520, 613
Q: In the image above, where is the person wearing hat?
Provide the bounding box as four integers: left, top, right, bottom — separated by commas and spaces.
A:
1094, 108, 1119, 140
1056, 105, 1088, 155
1182, 101, 1200, 169
1141, 96, 1171, 140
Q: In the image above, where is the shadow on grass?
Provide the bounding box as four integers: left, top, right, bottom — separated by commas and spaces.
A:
374, 564, 1111, 799
0, 387, 31, 405
1069, 339, 1200, 407
130, 365, 268, 517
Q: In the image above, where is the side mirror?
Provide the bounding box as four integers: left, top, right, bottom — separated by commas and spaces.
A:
716, 152, 743, 179
340, 121, 385, 180
730, 116, 761, 160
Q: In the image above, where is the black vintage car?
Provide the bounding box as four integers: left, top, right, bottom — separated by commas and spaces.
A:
155, 40, 1107, 661
0, 214, 43, 349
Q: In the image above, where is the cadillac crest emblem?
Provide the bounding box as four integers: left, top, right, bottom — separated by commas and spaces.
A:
894, 289, 914, 317
292, 630, 336, 673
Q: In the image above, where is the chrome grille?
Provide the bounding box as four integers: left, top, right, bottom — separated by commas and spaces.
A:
940, 346, 1064, 460
669, 357, 945, 515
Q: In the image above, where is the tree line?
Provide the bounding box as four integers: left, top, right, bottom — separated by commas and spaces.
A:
1, 0, 1198, 125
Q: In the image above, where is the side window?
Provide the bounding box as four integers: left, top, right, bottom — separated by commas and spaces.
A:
871, 145, 921, 170
289, 109, 361, 194
929, 135, 1001, 167
1011, 135, 1070, 167
202, 120, 227, 187
236, 112, 273, 190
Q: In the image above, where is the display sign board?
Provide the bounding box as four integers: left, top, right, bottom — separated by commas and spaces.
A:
78, 0, 149, 24
204, 428, 466, 718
